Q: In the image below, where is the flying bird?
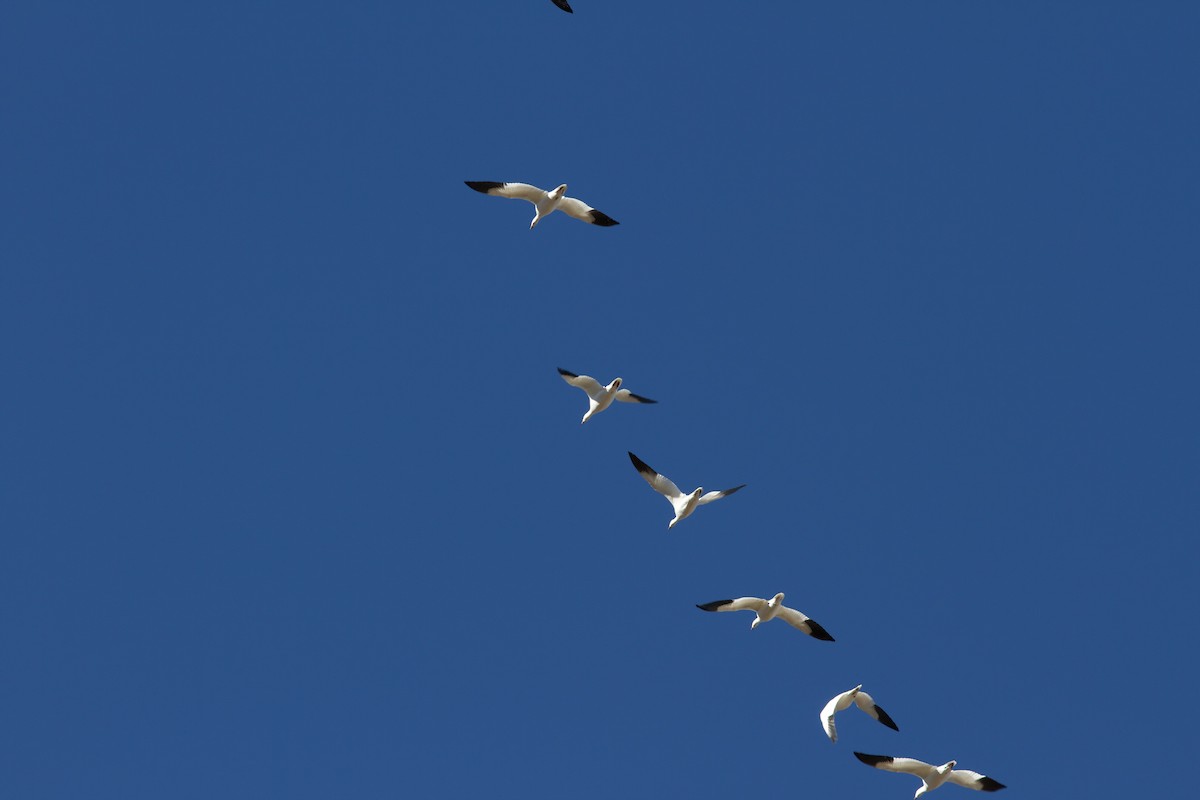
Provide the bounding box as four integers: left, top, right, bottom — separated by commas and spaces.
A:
820, 685, 899, 742
695, 593, 834, 640
551, 0, 574, 11
464, 181, 619, 229
854, 753, 1005, 796
627, 452, 744, 528
558, 368, 656, 423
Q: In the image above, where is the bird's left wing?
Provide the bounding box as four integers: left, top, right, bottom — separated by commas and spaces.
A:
775, 606, 835, 641
558, 196, 620, 226
855, 692, 900, 731
947, 770, 1006, 792
696, 484, 746, 505
614, 388, 657, 404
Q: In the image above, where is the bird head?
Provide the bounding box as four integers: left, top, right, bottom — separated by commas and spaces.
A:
552, 183, 568, 198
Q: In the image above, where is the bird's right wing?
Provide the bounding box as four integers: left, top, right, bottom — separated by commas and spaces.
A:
558, 368, 604, 399
695, 597, 766, 613
550, 0, 573, 12
464, 181, 544, 204
854, 753, 935, 778
820, 693, 846, 742
628, 452, 683, 500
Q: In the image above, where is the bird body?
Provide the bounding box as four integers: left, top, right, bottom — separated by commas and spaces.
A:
854, 753, 1005, 796
695, 593, 834, 640
820, 684, 899, 742
627, 451, 744, 528
558, 368, 656, 423
465, 181, 618, 229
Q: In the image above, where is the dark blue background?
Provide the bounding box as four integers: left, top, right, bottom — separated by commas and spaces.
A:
3, 2, 1197, 797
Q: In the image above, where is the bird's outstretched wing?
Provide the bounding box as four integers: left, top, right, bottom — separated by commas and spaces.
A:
855, 753, 936, 778
614, 388, 656, 404
695, 597, 766, 613
775, 606, 835, 640
820, 692, 848, 741
855, 691, 900, 731
558, 196, 619, 226
629, 452, 684, 500
947, 770, 1006, 792
465, 181, 544, 204
558, 367, 604, 399
697, 485, 745, 505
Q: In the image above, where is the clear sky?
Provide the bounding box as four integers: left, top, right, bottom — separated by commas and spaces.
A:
3, 2, 1198, 798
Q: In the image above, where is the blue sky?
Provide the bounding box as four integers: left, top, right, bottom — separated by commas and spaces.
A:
2, 2, 1197, 797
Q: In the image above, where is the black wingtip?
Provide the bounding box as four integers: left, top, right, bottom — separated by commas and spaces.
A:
854, 752, 891, 768
465, 181, 504, 194
557, 367, 578, 378
589, 210, 619, 226
722, 484, 747, 496
978, 777, 1006, 792
696, 599, 732, 612
628, 451, 654, 475
875, 706, 900, 732
551, 0, 574, 11
806, 618, 835, 641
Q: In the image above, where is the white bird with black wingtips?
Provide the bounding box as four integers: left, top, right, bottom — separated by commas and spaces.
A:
627, 452, 744, 529
820, 684, 899, 742
558, 368, 656, 424
465, 181, 619, 229
854, 753, 1005, 796
694, 593, 834, 641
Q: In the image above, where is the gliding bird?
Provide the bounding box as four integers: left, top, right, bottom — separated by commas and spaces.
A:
820, 684, 898, 742
465, 181, 619, 229
628, 452, 744, 529
854, 753, 1005, 796
695, 593, 834, 641
558, 368, 656, 424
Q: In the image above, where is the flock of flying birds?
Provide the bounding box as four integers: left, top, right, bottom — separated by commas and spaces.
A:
550, 368, 1006, 797
466, 4, 1007, 797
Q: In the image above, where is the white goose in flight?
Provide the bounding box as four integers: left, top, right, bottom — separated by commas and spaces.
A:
695, 593, 834, 641
627, 452, 744, 528
854, 753, 1005, 796
820, 684, 899, 742
465, 181, 619, 229
558, 368, 656, 423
